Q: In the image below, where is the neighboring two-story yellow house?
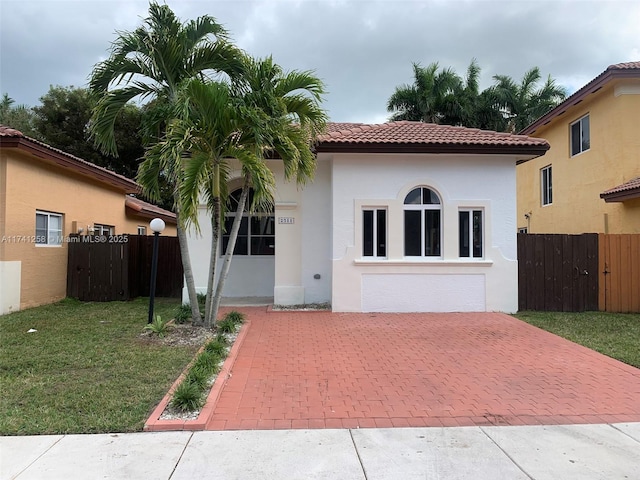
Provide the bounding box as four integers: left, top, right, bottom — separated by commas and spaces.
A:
516, 62, 640, 234
0, 125, 177, 314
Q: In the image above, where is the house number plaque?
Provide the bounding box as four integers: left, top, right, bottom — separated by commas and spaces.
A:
278, 217, 295, 224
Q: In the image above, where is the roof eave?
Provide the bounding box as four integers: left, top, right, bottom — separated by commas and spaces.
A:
520, 68, 640, 135
315, 142, 549, 157
600, 189, 640, 203
1, 137, 141, 194
125, 204, 177, 224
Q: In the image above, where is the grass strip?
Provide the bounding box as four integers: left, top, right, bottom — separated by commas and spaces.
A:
515, 311, 640, 368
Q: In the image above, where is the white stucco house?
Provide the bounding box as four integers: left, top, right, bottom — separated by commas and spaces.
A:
186, 121, 549, 313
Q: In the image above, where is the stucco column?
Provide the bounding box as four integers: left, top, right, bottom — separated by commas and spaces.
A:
274, 200, 304, 305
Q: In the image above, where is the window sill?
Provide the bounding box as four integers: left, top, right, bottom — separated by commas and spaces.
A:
354, 259, 493, 267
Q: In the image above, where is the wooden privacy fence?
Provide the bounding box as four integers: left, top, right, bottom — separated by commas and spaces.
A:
67, 235, 183, 302
518, 233, 598, 312
599, 234, 640, 313
518, 233, 640, 313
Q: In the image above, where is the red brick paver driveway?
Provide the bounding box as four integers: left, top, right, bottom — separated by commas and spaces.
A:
206, 309, 640, 430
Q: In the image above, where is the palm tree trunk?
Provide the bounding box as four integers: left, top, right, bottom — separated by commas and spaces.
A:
211, 181, 249, 323
204, 163, 222, 328
175, 202, 202, 325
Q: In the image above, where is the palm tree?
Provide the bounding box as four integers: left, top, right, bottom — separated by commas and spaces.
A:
208, 55, 327, 321
387, 62, 462, 123
490, 67, 567, 133
145, 55, 327, 327
88, 2, 243, 323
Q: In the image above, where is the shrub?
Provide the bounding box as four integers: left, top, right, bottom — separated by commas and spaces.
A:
205, 341, 226, 356
226, 310, 245, 325
184, 365, 210, 390
171, 381, 203, 412
174, 304, 191, 324
144, 315, 171, 337
217, 318, 236, 334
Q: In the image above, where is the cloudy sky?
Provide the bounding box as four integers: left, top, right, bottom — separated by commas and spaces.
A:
1, 0, 639, 124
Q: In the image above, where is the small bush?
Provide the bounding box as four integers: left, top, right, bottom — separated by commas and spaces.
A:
175, 304, 191, 324
185, 366, 210, 390
205, 341, 226, 356
226, 310, 245, 325
192, 351, 220, 371
171, 381, 203, 412
144, 315, 171, 337
217, 318, 236, 334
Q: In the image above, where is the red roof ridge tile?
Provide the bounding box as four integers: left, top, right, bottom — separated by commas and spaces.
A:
0, 125, 26, 137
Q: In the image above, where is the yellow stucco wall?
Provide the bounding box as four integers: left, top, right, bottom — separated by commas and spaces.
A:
0, 149, 176, 310
516, 79, 640, 234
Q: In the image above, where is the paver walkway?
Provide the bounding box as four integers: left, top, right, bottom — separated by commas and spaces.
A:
205, 309, 640, 430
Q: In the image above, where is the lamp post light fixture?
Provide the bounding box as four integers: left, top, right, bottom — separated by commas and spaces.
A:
148, 218, 166, 324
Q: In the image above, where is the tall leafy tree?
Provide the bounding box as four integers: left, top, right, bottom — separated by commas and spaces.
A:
0, 94, 41, 139
490, 67, 567, 132
31, 86, 145, 179
89, 2, 243, 324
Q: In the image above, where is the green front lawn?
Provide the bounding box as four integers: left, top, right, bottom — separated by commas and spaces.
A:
0, 298, 199, 435
515, 311, 640, 369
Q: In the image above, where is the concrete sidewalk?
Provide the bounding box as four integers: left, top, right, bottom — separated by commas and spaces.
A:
2, 423, 639, 479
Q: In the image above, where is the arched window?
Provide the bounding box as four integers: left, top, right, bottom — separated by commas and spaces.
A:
222, 188, 275, 256
403, 187, 441, 257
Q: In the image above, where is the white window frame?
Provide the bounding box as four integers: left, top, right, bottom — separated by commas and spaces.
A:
459, 208, 484, 259
362, 207, 387, 258
541, 165, 553, 206
137, 226, 147, 235
403, 187, 442, 258
35, 211, 63, 246
570, 114, 590, 156
518, 227, 528, 234
93, 224, 114, 235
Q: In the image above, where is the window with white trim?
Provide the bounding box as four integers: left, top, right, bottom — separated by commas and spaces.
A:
137, 226, 147, 235
570, 114, 590, 156
222, 188, 274, 256
541, 165, 552, 206
93, 224, 114, 235
363, 208, 387, 257
404, 187, 441, 257
459, 209, 483, 258
35, 211, 63, 246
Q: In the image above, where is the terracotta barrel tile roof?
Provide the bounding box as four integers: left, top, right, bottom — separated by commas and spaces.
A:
125, 196, 177, 224
0, 125, 25, 137
321, 121, 547, 146
600, 177, 640, 203
317, 121, 549, 157
608, 61, 640, 69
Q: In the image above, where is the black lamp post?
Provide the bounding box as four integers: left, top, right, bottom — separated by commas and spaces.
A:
148, 218, 166, 324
